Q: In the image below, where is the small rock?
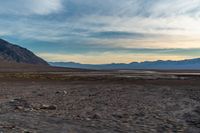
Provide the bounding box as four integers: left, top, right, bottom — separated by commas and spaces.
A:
37, 93, 44, 96
63, 91, 67, 95
55, 91, 60, 94
15, 106, 24, 110
55, 91, 67, 95
86, 118, 91, 121
112, 113, 123, 119
39, 104, 57, 110
9, 98, 31, 110
23, 129, 32, 133
91, 113, 101, 119
194, 106, 200, 114
1, 124, 15, 129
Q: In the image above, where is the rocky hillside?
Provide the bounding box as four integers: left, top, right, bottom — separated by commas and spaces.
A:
0, 39, 48, 65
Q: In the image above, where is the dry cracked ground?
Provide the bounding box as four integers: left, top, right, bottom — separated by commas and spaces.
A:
0, 71, 199, 133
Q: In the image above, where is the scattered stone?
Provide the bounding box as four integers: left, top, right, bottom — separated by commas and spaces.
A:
63, 91, 67, 95
112, 113, 123, 119
135, 112, 145, 117
9, 98, 31, 110
184, 112, 200, 128
55, 90, 67, 95
55, 91, 60, 94
39, 105, 57, 110
15, 106, 24, 110
86, 118, 91, 121
194, 106, 200, 114
0, 124, 15, 129
91, 113, 101, 119
22, 129, 32, 133
37, 93, 44, 97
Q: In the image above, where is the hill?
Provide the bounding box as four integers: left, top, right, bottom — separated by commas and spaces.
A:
0, 39, 48, 65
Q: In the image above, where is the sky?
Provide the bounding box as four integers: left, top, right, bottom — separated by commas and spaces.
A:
0, 0, 200, 64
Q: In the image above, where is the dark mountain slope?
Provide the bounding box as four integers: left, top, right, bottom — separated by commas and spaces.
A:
0, 39, 48, 65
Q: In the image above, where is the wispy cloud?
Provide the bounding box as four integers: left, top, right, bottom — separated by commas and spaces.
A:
0, 0, 63, 15
90, 31, 147, 39
148, 0, 200, 17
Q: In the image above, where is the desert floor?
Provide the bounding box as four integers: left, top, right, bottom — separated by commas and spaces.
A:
0, 70, 199, 133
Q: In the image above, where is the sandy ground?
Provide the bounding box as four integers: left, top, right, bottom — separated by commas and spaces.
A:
0, 71, 199, 133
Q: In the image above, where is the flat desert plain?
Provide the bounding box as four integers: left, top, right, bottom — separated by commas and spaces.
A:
0, 70, 199, 133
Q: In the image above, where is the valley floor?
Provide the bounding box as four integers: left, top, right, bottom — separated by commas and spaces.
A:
0, 71, 199, 133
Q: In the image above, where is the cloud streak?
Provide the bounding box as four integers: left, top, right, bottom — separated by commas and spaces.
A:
0, 0, 63, 15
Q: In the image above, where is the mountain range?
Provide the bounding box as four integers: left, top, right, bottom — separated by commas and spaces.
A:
0, 38, 200, 70
49, 58, 200, 70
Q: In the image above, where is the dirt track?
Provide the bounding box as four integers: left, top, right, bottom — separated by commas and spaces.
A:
0, 71, 200, 133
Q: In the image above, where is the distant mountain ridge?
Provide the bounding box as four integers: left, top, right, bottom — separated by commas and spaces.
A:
0, 39, 48, 65
49, 58, 200, 70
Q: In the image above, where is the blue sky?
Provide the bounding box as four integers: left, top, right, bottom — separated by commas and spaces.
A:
0, 0, 200, 64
